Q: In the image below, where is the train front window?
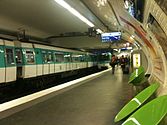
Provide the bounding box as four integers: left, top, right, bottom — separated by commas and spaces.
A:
5, 48, 15, 65
25, 50, 35, 64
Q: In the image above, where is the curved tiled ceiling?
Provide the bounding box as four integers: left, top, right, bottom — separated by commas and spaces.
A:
155, 0, 167, 15
0, 0, 139, 49
81, 0, 119, 31
0, 0, 90, 38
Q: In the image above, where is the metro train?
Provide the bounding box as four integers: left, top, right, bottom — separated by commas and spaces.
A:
97, 52, 111, 69
0, 39, 98, 88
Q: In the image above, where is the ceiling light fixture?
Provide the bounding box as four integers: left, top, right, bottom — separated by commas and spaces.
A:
130, 36, 133, 40
97, 0, 107, 7
130, 35, 135, 40
54, 0, 95, 27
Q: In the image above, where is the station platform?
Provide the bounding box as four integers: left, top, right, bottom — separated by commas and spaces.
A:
0, 68, 133, 125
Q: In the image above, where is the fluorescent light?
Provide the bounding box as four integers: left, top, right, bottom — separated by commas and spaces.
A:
127, 47, 132, 50
130, 36, 133, 40
130, 35, 135, 40
96, 29, 103, 34
124, 0, 129, 9
54, 0, 95, 27
113, 49, 118, 51
126, 42, 130, 46
97, 0, 107, 7
102, 53, 107, 55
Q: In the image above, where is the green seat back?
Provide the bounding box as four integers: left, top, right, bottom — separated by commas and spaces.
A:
129, 66, 145, 86
122, 95, 167, 125
115, 83, 159, 122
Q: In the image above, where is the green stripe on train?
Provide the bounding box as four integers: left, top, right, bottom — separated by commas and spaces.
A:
0, 46, 5, 68
34, 48, 43, 64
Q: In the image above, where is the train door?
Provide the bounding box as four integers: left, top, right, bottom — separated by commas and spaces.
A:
15, 48, 23, 78
54, 52, 65, 72
22, 49, 36, 78
47, 51, 54, 74
86, 54, 90, 67
41, 50, 49, 75
4, 47, 16, 82
0, 45, 5, 83
80, 54, 86, 69
64, 53, 72, 71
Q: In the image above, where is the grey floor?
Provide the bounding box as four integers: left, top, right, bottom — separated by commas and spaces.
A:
0, 68, 133, 125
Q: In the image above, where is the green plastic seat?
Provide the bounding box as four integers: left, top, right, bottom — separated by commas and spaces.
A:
114, 83, 159, 122
122, 95, 167, 125
128, 66, 145, 86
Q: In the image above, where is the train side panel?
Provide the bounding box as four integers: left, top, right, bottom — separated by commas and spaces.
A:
43, 64, 49, 75
54, 52, 66, 73
49, 64, 55, 74
54, 64, 66, 73
21, 43, 37, 78
22, 65, 36, 78
5, 67, 16, 82
48, 51, 54, 74
4, 40, 16, 83
34, 44, 56, 75
0, 68, 5, 83
0, 43, 5, 83
36, 64, 43, 76
34, 48, 43, 76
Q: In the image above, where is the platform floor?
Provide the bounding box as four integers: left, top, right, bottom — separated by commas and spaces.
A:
0, 68, 133, 125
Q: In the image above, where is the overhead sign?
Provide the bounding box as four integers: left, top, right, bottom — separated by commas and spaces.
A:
101, 32, 121, 42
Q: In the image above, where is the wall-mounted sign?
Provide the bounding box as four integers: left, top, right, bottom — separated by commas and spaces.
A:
133, 54, 141, 68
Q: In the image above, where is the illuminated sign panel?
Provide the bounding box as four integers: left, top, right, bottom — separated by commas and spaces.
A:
133, 54, 141, 68
101, 32, 121, 42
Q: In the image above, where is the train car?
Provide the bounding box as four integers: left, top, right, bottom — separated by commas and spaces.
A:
0, 40, 16, 84
0, 39, 99, 88
97, 52, 111, 69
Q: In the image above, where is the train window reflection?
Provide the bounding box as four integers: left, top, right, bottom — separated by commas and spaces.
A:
64, 54, 71, 62
15, 49, 23, 64
5, 48, 15, 65
42, 51, 47, 63
72, 55, 79, 62
25, 50, 35, 64
47, 52, 53, 63
72, 54, 84, 62
55, 53, 64, 63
